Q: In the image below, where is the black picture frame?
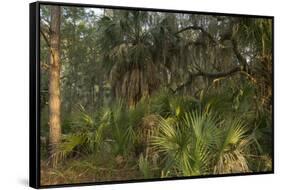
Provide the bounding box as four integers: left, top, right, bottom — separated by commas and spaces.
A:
30, 1, 274, 188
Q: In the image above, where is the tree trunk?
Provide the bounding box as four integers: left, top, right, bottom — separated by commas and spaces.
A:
49, 6, 61, 167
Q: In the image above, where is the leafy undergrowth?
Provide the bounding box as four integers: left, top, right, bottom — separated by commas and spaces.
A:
40, 88, 272, 185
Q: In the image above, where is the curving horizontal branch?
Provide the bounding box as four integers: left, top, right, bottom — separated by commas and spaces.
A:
175, 26, 218, 45
171, 66, 245, 93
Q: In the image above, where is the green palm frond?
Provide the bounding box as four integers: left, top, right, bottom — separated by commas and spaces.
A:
214, 118, 251, 174
150, 89, 172, 117
184, 111, 221, 148
50, 105, 110, 165
102, 100, 138, 156
50, 133, 87, 166
150, 89, 200, 118
152, 111, 219, 176
223, 119, 248, 149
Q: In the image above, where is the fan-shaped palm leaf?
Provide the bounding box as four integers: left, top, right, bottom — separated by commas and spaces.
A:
152, 111, 221, 176
214, 118, 251, 174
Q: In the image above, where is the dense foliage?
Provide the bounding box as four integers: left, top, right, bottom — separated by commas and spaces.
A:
40, 5, 273, 185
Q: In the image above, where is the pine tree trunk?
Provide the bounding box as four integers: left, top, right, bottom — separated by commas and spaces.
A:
49, 6, 61, 167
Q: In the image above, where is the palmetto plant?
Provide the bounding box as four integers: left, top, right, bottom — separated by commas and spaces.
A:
97, 11, 185, 107
152, 109, 254, 176
152, 112, 213, 176
97, 11, 162, 106
50, 100, 146, 166
49, 105, 108, 165
108, 101, 137, 156
150, 89, 200, 118
214, 118, 251, 174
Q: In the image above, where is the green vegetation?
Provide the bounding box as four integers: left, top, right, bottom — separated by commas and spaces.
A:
40, 5, 273, 185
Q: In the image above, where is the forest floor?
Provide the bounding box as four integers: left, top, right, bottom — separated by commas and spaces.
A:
40, 156, 143, 186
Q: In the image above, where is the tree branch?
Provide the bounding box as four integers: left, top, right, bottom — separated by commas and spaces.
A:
171, 66, 244, 93
172, 22, 251, 93
197, 66, 242, 78
175, 26, 217, 45
40, 21, 51, 48
40, 29, 50, 48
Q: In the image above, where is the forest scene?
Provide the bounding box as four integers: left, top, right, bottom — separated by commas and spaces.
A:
39, 4, 273, 186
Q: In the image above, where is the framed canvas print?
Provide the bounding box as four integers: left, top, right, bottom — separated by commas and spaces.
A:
29, 1, 274, 188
